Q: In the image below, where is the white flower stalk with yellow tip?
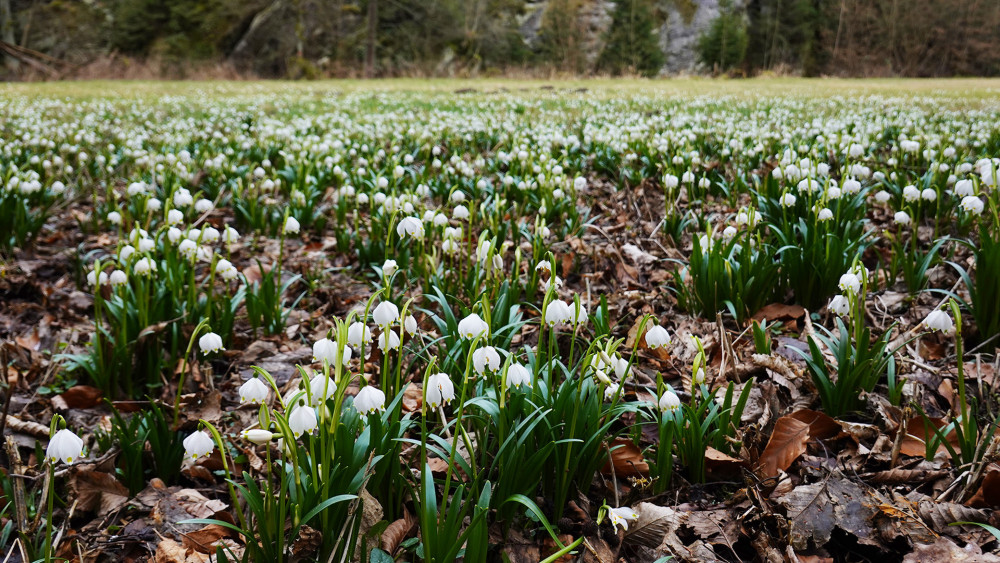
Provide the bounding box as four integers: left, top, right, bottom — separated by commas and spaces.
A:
183, 430, 215, 460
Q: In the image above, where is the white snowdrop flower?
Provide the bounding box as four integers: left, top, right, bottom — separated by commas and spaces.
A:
223, 226, 240, 245
288, 402, 318, 437
87, 270, 109, 286
663, 174, 679, 189
378, 330, 400, 352
354, 386, 386, 415
453, 205, 470, 220
874, 190, 891, 204
134, 257, 155, 276
796, 178, 820, 193
848, 143, 864, 158
127, 182, 146, 197
693, 367, 706, 385
961, 196, 984, 215
645, 325, 671, 349
195, 199, 214, 213
473, 346, 502, 375
178, 239, 198, 261
442, 239, 460, 254
574, 176, 587, 190
955, 179, 975, 197
253, 166, 266, 179
828, 295, 850, 316
921, 188, 937, 202
201, 227, 219, 244
377, 177, 389, 189
507, 363, 532, 388
373, 301, 399, 328
357, 193, 369, 205
396, 216, 424, 239
722, 226, 738, 241
199, 332, 224, 355
826, 186, 842, 200
838, 273, 861, 294
239, 375, 269, 404
308, 373, 337, 406
404, 315, 418, 336
119, 244, 136, 263
842, 178, 861, 194
215, 259, 238, 281
780, 193, 797, 207
167, 227, 182, 244
458, 313, 489, 340
425, 373, 455, 409
173, 189, 193, 207
604, 382, 621, 400
146, 198, 162, 212
348, 322, 372, 347
183, 431, 215, 460
817, 208, 834, 221
734, 208, 759, 228
50, 181, 66, 195
284, 216, 300, 235
107, 211, 122, 225
682, 171, 695, 184
608, 506, 639, 532
922, 310, 955, 335
167, 209, 184, 225
382, 259, 397, 277
241, 429, 274, 446
47, 429, 84, 464
312, 338, 347, 366
902, 185, 920, 202
893, 211, 911, 225
658, 389, 680, 413
109, 269, 128, 286
433, 213, 449, 227
544, 300, 573, 327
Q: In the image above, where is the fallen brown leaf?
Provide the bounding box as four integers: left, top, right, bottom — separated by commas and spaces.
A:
602, 438, 649, 477
758, 417, 810, 477
69, 468, 129, 516
382, 509, 416, 555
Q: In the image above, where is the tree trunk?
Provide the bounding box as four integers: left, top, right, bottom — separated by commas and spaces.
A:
0, 0, 18, 72
365, 0, 378, 77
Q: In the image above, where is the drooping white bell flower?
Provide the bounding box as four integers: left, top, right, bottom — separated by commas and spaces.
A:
348, 322, 373, 347
378, 330, 400, 351
404, 315, 418, 335
198, 332, 224, 355
658, 389, 680, 413
923, 309, 955, 335
425, 373, 455, 409
239, 375, 270, 404
961, 196, 984, 215
313, 338, 350, 366
283, 216, 300, 235
396, 216, 425, 239
828, 295, 850, 316
608, 506, 639, 532
183, 430, 215, 460
544, 300, 573, 327
354, 386, 386, 415
507, 363, 532, 388
838, 273, 861, 294
472, 346, 502, 376
46, 429, 84, 464
458, 313, 489, 340
373, 301, 399, 328
288, 402, 318, 437
308, 373, 338, 406
893, 211, 911, 225
645, 325, 671, 349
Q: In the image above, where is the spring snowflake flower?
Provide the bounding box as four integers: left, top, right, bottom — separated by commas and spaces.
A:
378, 330, 401, 351
348, 322, 373, 347
893, 211, 911, 225
215, 259, 238, 281
658, 389, 680, 413
133, 257, 156, 276
288, 402, 318, 437
198, 332, 224, 355
173, 189, 193, 208
313, 338, 350, 366
923, 310, 955, 335
396, 216, 424, 239
284, 216, 300, 235
107, 211, 122, 225
507, 363, 532, 388
473, 346, 502, 376
47, 429, 84, 464
183, 430, 215, 460
838, 273, 861, 294
404, 315, 418, 335
921, 188, 937, 202
109, 269, 128, 286
874, 190, 891, 204
693, 367, 706, 385
195, 199, 214, 213
222, 226, 240, 245
373, 301, 399, 328
239, 375, 269, 404
146, 198, 162, 212
425, 373, 455, 409
544, 300, 573, 327
828, 295, 850, 316
780, 193, 797, 207
842, 178, 861, 194
954, 179, 974, 197
608, 506, 639, 532
817, 208, 834, 221
382, 259, 397, 277
308, 373, 337, 406
902, 185, 920, 202
645, 325, 671, 349
354, 386, 386, 415
241, 429, 274, 445
87, 270, 108, 286
458, 313, 489, 340
961, 196, 984, 215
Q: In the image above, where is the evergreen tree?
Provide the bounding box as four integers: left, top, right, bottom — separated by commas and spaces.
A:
596, 0, 664, 77
696, 0, 748, 72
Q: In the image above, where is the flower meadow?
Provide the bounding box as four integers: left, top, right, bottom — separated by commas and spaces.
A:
4, 82, 1000, 561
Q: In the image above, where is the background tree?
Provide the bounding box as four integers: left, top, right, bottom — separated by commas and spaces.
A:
697, 0, 748, 73
596, 0, 664, 77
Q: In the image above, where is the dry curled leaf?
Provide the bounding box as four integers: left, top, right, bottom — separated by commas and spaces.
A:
382, 509, 416, 555
758, 417, 810, 478
916, 499, 988, 530
602, 438, 649, 477
69, 468, 129, 516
